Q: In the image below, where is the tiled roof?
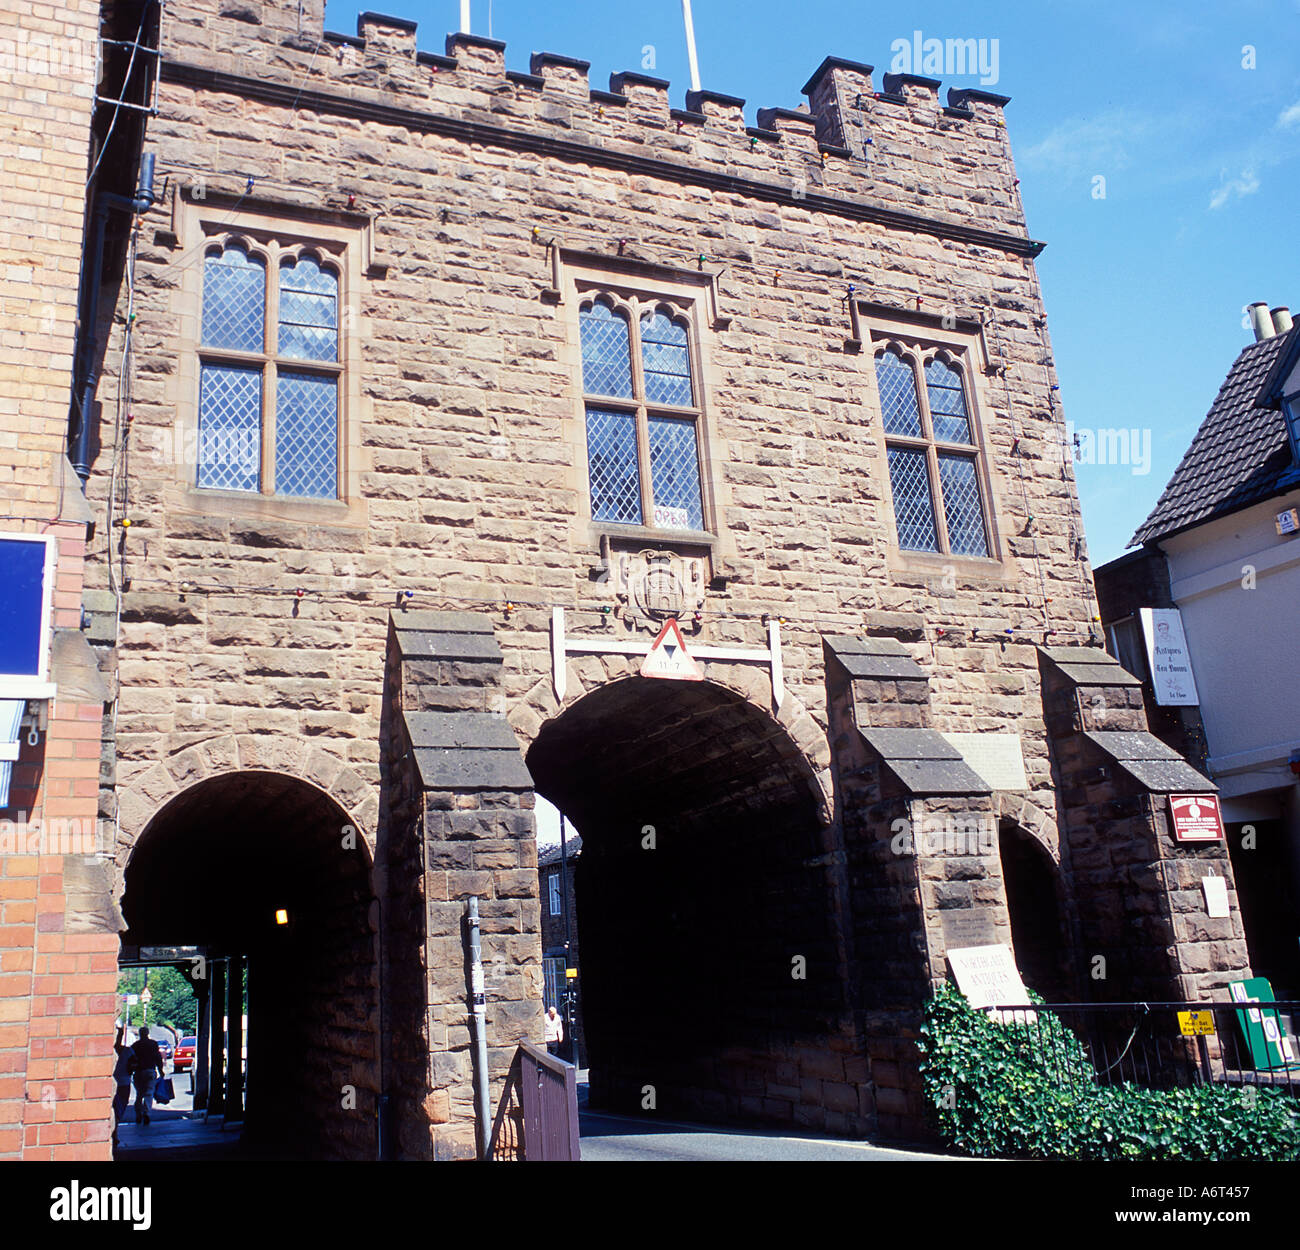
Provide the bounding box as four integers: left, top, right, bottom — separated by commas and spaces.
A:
1130, 329, 1296, 546
538, 835, 582, 867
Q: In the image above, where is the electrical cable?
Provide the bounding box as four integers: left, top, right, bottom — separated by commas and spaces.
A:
100, 44, 1097, 652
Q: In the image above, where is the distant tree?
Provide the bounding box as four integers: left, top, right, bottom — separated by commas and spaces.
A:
116, 966, 198, 1035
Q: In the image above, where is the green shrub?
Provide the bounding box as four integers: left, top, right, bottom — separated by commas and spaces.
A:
916, 984, 1300, 1160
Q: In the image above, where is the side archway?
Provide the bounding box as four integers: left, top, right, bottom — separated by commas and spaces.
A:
998, 818, 1073, 1001
122, 769, 378, 1160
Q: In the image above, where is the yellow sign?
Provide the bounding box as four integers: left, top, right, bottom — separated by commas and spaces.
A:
564, 968, 578, 979
1178, 1010, 1215, 1037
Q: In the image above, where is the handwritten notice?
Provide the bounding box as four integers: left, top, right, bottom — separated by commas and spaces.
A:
947, 943, 1035, 1024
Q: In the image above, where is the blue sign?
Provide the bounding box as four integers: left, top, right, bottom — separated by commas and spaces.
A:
0, 537, 50, 678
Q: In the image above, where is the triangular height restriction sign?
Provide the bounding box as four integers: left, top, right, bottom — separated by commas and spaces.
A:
640, 617, 704, 681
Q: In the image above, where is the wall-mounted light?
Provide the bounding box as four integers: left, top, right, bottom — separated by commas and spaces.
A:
275, 909, 289, 926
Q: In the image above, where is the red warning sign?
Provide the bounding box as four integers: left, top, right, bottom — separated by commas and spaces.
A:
640, 618, 703, 682
1169, 794, 1224, 843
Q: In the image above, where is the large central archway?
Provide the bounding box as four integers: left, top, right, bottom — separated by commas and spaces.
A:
121, 770, 379, 1160
526, 676, 858, 1131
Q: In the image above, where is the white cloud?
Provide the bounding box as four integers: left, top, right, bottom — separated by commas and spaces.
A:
1208, 168, 1260, 209
1020, 111, 1156, 176
1278, 101, 1300, 129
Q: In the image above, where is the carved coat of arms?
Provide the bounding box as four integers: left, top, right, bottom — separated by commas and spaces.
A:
615, 548, 705, 627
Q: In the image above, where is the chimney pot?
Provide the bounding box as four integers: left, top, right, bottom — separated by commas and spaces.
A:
1271, 306, 1293, 336
1249, 301, 1275, 342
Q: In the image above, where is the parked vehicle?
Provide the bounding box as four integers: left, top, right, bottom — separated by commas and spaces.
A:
173, 1036, 197, 1072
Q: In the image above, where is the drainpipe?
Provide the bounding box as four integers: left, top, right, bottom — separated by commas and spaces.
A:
464, 896, 491, 1159
71, 151, 156, 483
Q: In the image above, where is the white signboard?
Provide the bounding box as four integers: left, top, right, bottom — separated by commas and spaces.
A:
947, 943, 1035, 1023
940, 733, 1028, 792
1202, 873, 1230, 919
1139, 607, 1200, 706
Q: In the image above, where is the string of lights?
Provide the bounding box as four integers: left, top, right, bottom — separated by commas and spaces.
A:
97, 59, 1101, 658
101, 570, 1103, 645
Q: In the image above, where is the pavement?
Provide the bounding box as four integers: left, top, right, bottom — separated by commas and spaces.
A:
113, 1064, 258, 1161
574, 1073, 959, 1162
111, 1064, 961, 1163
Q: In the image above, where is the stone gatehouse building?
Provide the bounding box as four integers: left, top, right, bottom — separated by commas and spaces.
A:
22, 0, 1253, 1159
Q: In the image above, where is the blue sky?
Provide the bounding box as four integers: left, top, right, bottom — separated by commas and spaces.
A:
326, 0, 1299, 564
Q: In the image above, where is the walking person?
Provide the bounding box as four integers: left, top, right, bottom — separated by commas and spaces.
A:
130, 1026, 164, 1126
111, 1025, 134, 1146
545, 1005, 564, 1056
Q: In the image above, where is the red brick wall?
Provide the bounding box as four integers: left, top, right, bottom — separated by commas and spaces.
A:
0, 0, 121, 1161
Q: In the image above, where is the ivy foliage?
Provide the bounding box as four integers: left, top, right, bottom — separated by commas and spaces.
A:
916, 984, 1300, 1161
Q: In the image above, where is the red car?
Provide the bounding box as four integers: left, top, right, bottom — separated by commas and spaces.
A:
173, 1036, 197, 1072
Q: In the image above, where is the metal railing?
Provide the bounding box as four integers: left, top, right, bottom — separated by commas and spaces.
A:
488, 1042, 580, 1161
983, 1000, 1300, 1095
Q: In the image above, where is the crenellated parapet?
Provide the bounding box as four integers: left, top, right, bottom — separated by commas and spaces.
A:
159, 2, 1037, 251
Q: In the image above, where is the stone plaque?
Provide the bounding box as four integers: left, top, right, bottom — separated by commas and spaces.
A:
941, 907, 999, 950
613, 547, 706, 628
940, 732, 1028, 792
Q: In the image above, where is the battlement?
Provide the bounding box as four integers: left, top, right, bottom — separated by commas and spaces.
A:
160, 1, 1036, 250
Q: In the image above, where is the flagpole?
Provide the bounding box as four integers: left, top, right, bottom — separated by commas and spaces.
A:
681, 0, 702, 93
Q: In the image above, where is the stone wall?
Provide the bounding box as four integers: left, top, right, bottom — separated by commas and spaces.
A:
88, 0, 1100, 851
67, 0, 1250, 1151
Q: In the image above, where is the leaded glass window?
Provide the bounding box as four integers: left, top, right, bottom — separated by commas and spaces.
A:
580, 301, 633, 398
278, 255, 338, 362
937, 452, 989, 557
876, 349, 923, 437
197, 363, 261, 491
648, 415, 704, 530
276, 372, 338, 498
202, 246, 265, 353
640, 311, 692, 406
887, 447, 939, 553
579, 293, 707, 533
874, 343, 992, 557
197, 239, 343, 500
924, 357, 973, 444
586, 408, 642, 524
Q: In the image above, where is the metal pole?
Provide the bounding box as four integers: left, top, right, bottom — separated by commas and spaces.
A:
681, 0, 702, 93
559, 814, 574, 1063
207, 959, 226, 1119
225, 953, 243, 1122
459, 0, 471, 34
193, 978, 210, 1110
465, 897, 491, 1160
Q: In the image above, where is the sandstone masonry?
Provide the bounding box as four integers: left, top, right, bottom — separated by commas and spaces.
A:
61, 0, 1256, 1155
